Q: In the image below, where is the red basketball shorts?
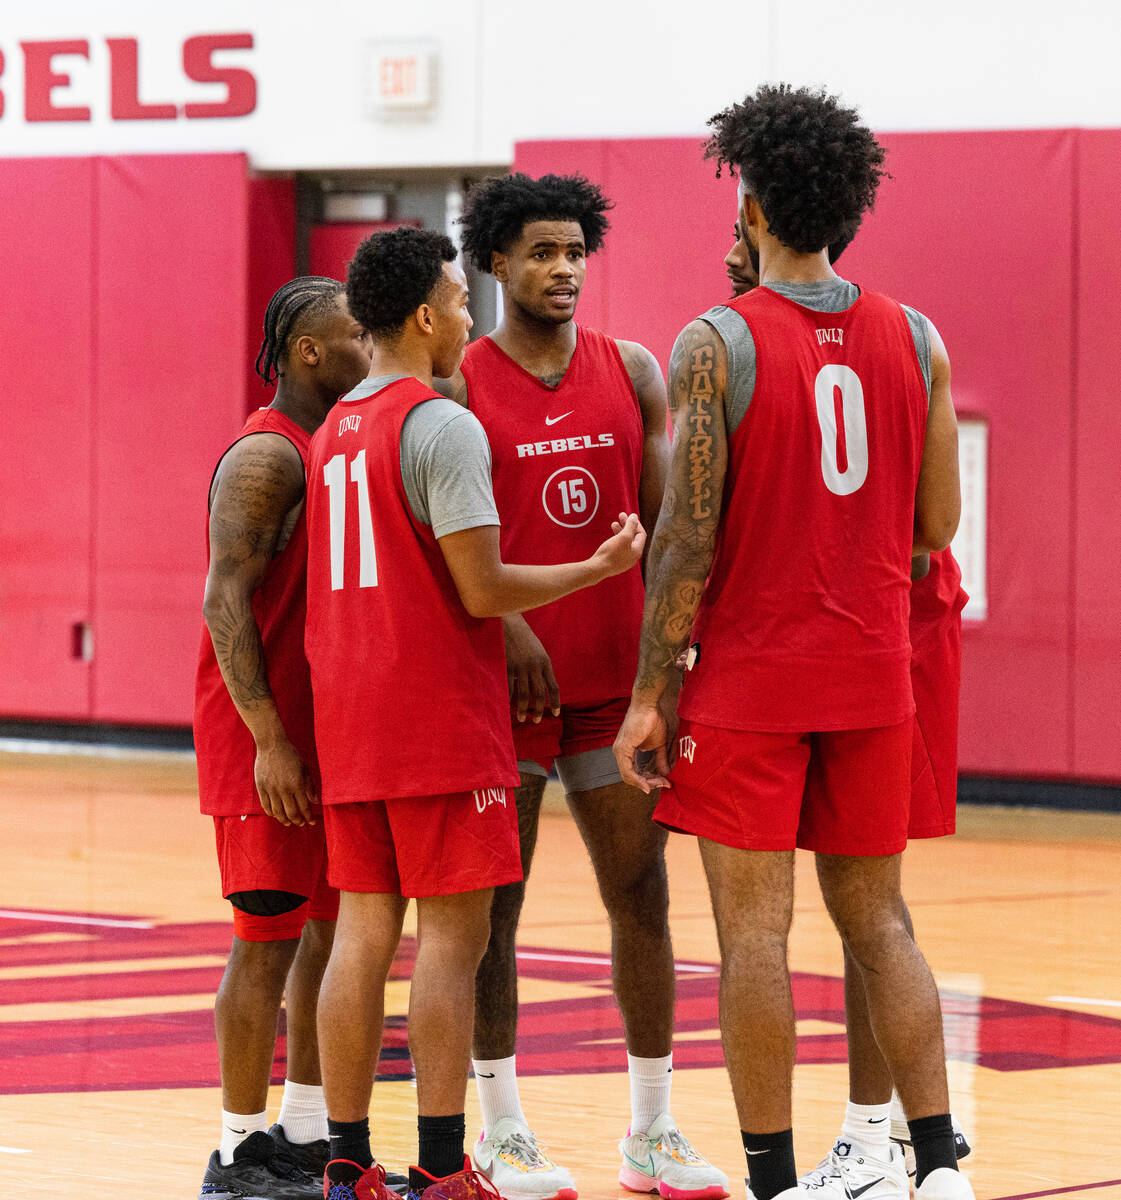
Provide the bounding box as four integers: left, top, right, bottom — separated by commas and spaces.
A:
512, 696, 629, 777
656, 718, 913, 856
909, 618, 962, 838
324, 788, 523, 898
213, 814, 339, 941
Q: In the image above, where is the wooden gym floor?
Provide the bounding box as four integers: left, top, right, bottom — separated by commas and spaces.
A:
0, 749, 1118, 1198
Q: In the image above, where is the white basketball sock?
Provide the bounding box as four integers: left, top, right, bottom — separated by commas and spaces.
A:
628, 1053, 673, 1134
220, 1108, 269, 1166
889, 1090, 910, 1141
278, 1079, 329, 1145
841, 1099, 893, 1155
472, 1055, 526, 1133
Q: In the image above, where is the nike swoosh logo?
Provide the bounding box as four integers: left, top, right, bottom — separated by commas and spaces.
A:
544, 411, 574, 426
476, 1071, 496, 1078
744, 1149, 770, 1156
623, 1152, 656, 1175
848, 1178, 885, 1197
227, 1127, 247, 1134
868, 1117, 888, 1123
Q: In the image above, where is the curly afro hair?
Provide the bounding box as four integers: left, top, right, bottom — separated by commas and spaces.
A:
347, 227, 458, 335
459, 173, 612, 273
705, 84, 888, 254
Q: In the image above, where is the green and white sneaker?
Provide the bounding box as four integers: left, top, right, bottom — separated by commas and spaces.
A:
473, 1117, 577, 1200
619, 1113, 729, 1200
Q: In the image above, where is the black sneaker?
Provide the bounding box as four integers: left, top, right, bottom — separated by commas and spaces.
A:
269, 1126, 411, 1195
200, 1130, 323, 1199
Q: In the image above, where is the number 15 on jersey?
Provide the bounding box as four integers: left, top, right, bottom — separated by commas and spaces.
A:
323, 451, 379, 590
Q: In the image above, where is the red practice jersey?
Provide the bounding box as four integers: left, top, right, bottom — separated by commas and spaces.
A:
303, 377, 518, 804
461, 328, 645, 706
195, 408, 318, 817
679, 287, 929, 732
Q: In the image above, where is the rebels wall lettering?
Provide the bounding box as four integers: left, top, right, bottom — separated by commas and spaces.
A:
1, 33, 256, 123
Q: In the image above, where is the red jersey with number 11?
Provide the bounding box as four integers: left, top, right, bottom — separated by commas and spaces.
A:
304, 377, 518, 805
679, 286, 928, 732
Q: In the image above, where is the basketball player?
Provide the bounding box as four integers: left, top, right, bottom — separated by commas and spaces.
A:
195, 278, 373, 1199
614, 85, 973, 1200
721, 226, 973, 1190
303, 227, 646, 1200
443, 173, 727, 1200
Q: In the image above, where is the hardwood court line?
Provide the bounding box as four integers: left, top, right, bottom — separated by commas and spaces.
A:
0, 910, 154, 929
1048, 994, 1121, 1007
517, 949, 716, 972
991, 1181, 1121, 1200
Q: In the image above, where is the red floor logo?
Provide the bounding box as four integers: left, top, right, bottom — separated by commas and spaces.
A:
1, 908, 1120, 1094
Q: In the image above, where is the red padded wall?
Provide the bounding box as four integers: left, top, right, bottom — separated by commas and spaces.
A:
0, 159, 95, 719
91, 154, 251, 724
308, 221, 421, 282
245, 177, 296, 415
516, 130, 1113, 781
1072, 130, 1121, 779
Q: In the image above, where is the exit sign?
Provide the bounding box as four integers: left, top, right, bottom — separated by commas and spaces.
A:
366, 40, 437, 114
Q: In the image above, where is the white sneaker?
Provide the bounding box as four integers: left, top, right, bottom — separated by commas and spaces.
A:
619, 1113, 730, 1200
827, 1140, 908, 1200
473, 1117, 577, 1200
914, 1168, 974, 1200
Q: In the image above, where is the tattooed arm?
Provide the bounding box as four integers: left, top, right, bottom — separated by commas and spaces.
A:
617, 339, 671, 572
613, 320, 729, 793
202, 432, 318, 827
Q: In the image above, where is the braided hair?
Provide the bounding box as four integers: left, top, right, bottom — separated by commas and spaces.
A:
254, 276, 345, 385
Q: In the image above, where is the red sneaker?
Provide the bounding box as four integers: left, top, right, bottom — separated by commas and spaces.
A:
408, 1156, 505, 1200
325, 1159, 396, 1200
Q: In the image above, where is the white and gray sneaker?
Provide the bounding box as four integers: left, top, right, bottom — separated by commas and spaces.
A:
914, 1168, 975, 1200
795, 1139, 908, 1200
473, 1117, 578, 1200
619, 1113, 730, 1200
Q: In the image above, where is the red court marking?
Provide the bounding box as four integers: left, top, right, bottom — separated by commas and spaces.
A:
4, 911, 1121, 1092
991, 1181, 1121, 1200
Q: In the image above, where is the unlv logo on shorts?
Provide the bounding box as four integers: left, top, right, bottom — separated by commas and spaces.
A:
473, 787, 507, 814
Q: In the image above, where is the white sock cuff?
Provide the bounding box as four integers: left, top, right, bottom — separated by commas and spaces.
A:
220, 1109, 269, 1166
627, 1053, 674, 1134
627, 1052, 674, 1079
841, 1100, 892, 1153
472, 1055, 525, 1131
281, 1079, 326, 1107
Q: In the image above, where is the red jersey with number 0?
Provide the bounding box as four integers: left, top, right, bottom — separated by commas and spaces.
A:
461, 328, 645, 706
679, 287, 928, 732
304, 377, 518, 804
195, 408, 318, 817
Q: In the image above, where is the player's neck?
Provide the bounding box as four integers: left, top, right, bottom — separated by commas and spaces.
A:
366, 343, 435, 389
492, 305, 577, 366
758, 244, 836, 286
270, 379, 335, 435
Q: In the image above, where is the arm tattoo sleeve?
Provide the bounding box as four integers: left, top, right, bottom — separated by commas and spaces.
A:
632, 322, 729, 697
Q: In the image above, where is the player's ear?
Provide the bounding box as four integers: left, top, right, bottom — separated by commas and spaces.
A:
293, 334, 320, 367
415, 303, 435, 336
491, 250, 509, 284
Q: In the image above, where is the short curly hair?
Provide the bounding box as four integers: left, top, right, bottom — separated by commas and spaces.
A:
706, 84, 888, 254
347, 227, 458, 335
459, 173, 612, 273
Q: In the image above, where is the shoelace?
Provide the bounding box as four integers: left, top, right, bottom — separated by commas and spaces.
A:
498, 1129, 553, 1169
653, 1126, 703, 1164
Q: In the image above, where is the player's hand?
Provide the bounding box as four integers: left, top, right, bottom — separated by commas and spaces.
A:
613, 692, 677, 794
593, 512, 646, 579
503, 615, 561, 724
255, 737, 318, 827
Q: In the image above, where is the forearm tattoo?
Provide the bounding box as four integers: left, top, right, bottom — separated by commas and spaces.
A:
205, 440, 302, 713
633, 323, 728, 694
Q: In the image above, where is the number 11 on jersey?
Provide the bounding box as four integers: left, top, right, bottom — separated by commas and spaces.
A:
324, 450, 379, 590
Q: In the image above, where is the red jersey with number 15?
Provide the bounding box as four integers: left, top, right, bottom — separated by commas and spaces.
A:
304, 377, 518, 805
679, 286, 928, 732
461, 328, 645, 706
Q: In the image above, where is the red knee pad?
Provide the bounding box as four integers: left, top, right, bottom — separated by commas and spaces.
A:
232, 902, 309, 942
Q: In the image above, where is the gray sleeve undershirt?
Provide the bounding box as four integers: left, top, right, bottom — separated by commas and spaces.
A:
399, 398, 500, 536
696, 281, 933, 436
